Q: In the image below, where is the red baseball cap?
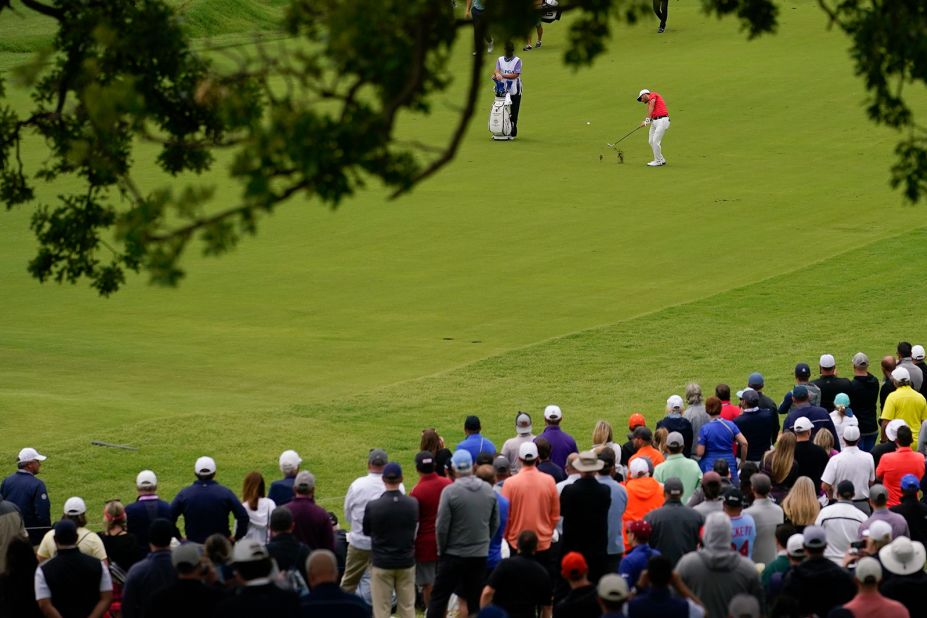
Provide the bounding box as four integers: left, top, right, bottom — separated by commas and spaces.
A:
561, 551, 588, 580
628, 413, 646, 429
627, 520, 652, 541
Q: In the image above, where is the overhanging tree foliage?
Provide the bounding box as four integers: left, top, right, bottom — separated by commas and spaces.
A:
0, 0, 924, 295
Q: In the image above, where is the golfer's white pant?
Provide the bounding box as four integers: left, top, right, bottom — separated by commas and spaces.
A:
648, 117, 670, 162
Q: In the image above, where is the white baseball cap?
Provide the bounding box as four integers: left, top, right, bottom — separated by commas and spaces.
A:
636, 89, 650, 101
819, 354, 836, 369
544, 405, 563, 421
278, 450, 302, 473
867, 520, 893, 543
886, 419, 908, 442
843, 425, 861, 442
194, 456, 217, 475
519, 441, 539, 462
515, 412, 532, 434
64, 496, 86, 516
854, 556, 882, 584
666, 395, 684, 410
629, 458, 649, 477
136, 470, 158, 488
232, 539, 271, 564
914, 345, 926, 361
793, 417, 813, 433
892, 367, 911, 382
17, 447, 47, 464
786, 533, 805, 557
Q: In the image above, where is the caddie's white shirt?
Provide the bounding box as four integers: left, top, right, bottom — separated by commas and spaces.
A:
820, 446, 875, 501
815, 500, 868, 563
343, 473, 405, 550
495, 55, 522, 95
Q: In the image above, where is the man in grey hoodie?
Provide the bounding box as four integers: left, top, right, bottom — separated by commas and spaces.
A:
426, 450, 500, 618
675, 511, 764, 618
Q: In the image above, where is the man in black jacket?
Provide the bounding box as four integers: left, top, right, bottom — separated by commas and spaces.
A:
780, 525, 855, 616
267, 506, 312, 584
889, 474, 927, 545
216, 539, 300, 618
35, 520, 112, 618
363, 462, 419, 618
847, 353, 881, 452
149, 543, 224, 617
813, 354, 853, 412
559, 451, 611, 581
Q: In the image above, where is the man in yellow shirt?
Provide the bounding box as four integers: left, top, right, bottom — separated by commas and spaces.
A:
36, 497, 107, 562
881, 367, 927, 443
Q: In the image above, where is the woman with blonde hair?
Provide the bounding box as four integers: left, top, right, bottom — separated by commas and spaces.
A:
653, 427, 669, 456
781, 476, 820, 533
760, 432, 800, 503
813, 428, 838, 458
241, 471, 276, 543
100, 499, 142, 573
592, 420, 621, 463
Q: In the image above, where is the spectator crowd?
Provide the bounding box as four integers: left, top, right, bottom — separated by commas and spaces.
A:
3, 344, 927, 617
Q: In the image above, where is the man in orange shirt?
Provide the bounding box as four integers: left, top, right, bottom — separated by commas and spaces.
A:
501, 442, 560, 570
622, 459, 664, 551
876, 425, 926, 506
628, 427, 665, 471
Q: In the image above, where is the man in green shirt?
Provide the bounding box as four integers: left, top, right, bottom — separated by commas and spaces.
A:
653, 432, 702, 503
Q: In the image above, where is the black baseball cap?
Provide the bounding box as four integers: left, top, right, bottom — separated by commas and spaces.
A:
465, 415, 481, 431
795, 363, 811, 378
415, 451, 436, 473
723, 488, 744, 508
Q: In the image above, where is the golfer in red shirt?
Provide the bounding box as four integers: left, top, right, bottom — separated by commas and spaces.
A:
637, 89, 670, 167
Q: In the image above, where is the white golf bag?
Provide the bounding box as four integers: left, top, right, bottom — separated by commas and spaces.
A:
539, 0, 562, 23
488, 92, 513, 140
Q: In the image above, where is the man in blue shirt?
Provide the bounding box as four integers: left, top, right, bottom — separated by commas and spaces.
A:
1, 447, 51, 545
170, 456, 249, 543
723, 488, 757, 560
456, 416, 497, 460
269, 449, 302, 506
126, 470, 176, 554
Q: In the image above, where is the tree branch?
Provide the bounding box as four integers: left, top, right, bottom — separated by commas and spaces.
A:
20, 0, 62, 19
389, 33, 485, 199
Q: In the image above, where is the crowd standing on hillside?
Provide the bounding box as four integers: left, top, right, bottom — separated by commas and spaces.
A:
2, 344, 927, 617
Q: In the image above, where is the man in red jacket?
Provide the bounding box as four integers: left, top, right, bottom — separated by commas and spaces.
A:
637, 89, 671, 167
409, 451, 451, 607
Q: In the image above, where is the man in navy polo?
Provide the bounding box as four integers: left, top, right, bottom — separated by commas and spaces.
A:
1, 447, 51, 545
733, 389, 779, 464
126, 469, 175, 554
784, 386, 840, 449
170, 456, 248, 543
456, 416, 497, 460
536, 405, 578, 469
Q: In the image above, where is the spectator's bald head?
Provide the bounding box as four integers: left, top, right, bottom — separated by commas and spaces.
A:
882, 355, 897, 377
306, 549, 339, 588
564, 452, 579, 475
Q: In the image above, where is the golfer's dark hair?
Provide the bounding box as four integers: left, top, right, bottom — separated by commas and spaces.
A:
597, 447, 616, 472
517, 530, 539, 556
535, 438, 552, 461
504, 41, 515, 57
667, 442, 684, 455
897, 425, 914, 447
775, 523, 796, 549
703, 479, 722, 501
475, 452, 494, 467
646, 555, 673, 587
196, 472, 216, 481
706, 396, 722, 417
715, 384, 731, 400
898, 341, 913, 358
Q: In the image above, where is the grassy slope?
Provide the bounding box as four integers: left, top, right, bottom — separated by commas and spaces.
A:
0, 2, 924, 519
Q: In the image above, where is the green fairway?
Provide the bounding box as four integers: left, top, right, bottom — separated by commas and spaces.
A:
0, 1, 923, 519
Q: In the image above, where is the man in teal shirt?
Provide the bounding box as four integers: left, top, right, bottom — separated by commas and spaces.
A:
653, 433, 702, 503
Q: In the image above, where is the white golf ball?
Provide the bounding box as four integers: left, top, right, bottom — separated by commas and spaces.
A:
586, 122, 590, 125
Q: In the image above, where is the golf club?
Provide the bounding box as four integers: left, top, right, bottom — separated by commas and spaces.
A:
606, 125, 643, 149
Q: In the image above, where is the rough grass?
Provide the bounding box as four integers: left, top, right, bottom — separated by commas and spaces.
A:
1, 1, 925, 530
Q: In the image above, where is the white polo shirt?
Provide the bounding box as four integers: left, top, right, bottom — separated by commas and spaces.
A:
820, 446, 875, 501
815, 500, 868, 564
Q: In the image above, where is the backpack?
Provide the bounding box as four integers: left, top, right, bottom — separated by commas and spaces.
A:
539, 0, 562, 23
